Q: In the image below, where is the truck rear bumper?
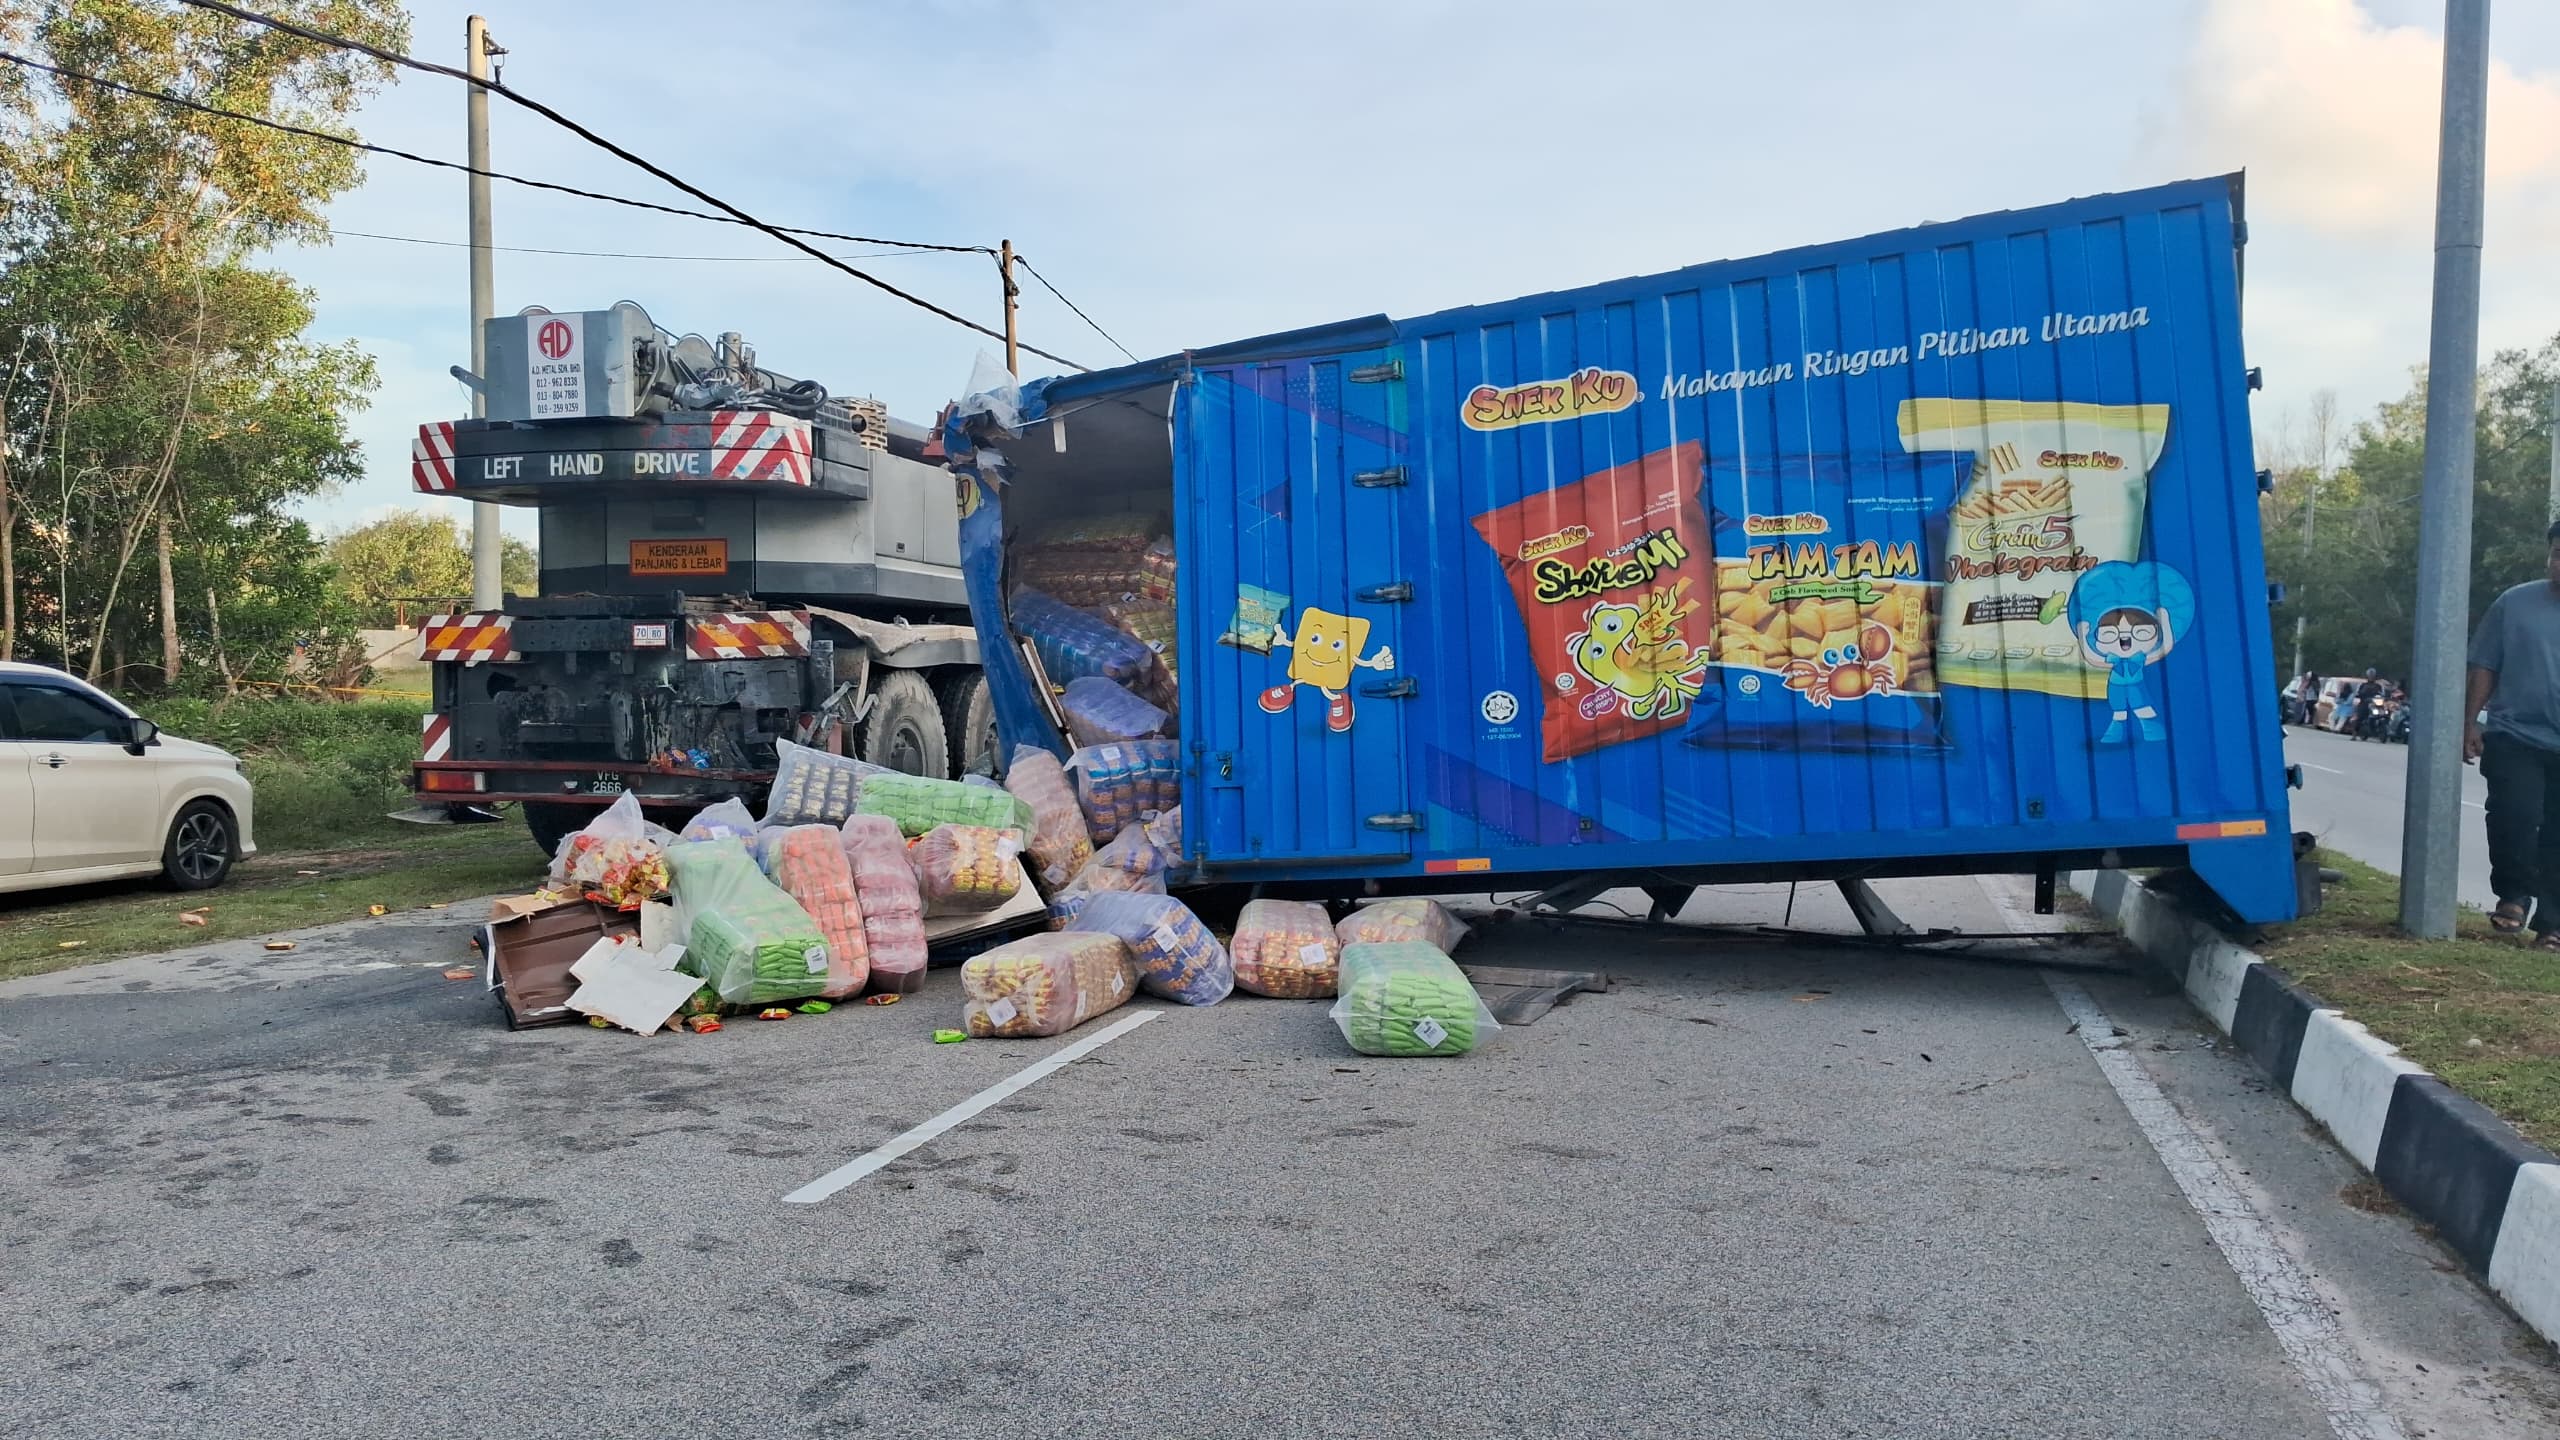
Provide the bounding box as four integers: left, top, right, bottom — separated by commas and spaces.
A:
413, 759, 769, 809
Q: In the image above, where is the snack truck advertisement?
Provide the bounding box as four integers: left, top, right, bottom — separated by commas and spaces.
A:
956, 175, 2293, 923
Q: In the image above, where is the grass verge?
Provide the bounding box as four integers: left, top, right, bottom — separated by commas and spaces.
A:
0, 823, 541, 983
2255, 850, 2560, 1150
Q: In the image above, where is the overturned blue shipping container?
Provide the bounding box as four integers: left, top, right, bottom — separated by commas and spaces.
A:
949, 175, 2299, 922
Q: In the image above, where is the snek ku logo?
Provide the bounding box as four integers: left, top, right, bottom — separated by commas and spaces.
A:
1463, 367, 1639, 431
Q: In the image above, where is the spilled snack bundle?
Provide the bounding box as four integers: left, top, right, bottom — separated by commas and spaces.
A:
1066, 891, 1232, 1006
1330, 942, 1498, 1057
1229, 899, 1340, 999
838, 814, 929, 993
1335, 898, 1469, 954
1003, 744, 1094, 887
752, 824, 870, 999
961, 931, 1136, 1038
909, 824, 1024, 914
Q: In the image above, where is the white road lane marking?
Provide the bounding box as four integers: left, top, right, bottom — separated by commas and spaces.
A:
1972, 877, 2407, 1440
2042, 973, 2406, 1440
781, 1009, 1160, 1205
2300, 762, 2347, 775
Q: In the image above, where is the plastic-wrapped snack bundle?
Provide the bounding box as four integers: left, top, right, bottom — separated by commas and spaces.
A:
764, 739, 883, 825
751, 825, 870, 999
1058, 676, 1169, 748
1012, 588, 1162, 687
1015, 556, 1148, 608
547, 793, 673, 910
1137, 535, 1176, 602
680, 796, 760, 843
1003, 744, 1092, 888
1093, 597, 1177, 680
1069, 739, 1182, 843
663, 838, 832, 1007
838, 815, 928, 993
856, 771, 1033, 838
1230, 899, 1341, 998
962, 931, 1136, 1038
910, 824, 1024, 914
1066, 892, 1233, 1006
1335, 898, 1470, 953
1023, 513, 1162, 553
1330, 942, 1498, 1057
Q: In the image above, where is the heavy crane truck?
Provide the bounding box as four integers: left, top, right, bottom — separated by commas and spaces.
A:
403, 303, 990, 856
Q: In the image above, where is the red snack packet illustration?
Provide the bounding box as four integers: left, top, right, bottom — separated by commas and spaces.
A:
1469, 441, 1715, 763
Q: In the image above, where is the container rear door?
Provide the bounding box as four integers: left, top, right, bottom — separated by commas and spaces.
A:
1182, 349, 1414, 864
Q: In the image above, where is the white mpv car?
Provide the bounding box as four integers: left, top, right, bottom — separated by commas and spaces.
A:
0, 662, 256, 894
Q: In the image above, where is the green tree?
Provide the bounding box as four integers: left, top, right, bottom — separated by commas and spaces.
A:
327, 511, 538, 627
0, 0, 408, 688
2264, 337, 2560, 689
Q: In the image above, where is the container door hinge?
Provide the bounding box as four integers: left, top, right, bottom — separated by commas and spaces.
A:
1366, 812, 1424, 832
1349, 360, 1404, 384
1353, 466, 1407, 488
1356, 581, 1413, 603
1359, 676, 1418, 699
2286, 763, 2305, 791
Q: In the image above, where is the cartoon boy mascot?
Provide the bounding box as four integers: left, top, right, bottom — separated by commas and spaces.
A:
2067, 560, 2197, 744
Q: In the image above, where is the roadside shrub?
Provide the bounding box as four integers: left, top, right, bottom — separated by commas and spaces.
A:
143, 697, 427, 850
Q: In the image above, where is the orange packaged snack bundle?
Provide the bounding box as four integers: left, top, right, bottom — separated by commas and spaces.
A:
751, 825, 870, 999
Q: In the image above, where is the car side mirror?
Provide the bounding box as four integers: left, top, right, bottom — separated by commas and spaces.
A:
125, 717, 159, 755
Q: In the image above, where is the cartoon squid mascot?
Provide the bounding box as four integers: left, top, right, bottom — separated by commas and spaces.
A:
2067, 560, 2197, 744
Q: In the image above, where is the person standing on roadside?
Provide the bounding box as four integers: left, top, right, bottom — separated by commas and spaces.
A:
2465, 519, 2560, 945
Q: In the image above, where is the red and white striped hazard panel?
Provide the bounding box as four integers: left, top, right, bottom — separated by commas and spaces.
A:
411, 421, 458, 492
418, 613, 518, 666
709, 411, 813, 486
421, 712, 453, 761
685, 611, 812, 660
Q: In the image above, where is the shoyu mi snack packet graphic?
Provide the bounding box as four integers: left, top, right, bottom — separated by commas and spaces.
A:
1686, 451, 1952, 752
1470, 441, 1716, 764
1897, 399, 2170, 699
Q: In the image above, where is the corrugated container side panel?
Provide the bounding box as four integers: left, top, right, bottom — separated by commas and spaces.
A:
1152, 176, 2288, 918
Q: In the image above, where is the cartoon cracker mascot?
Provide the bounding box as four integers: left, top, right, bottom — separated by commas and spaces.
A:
1259, 606, 1394, 733
2068, 560, 2196, 744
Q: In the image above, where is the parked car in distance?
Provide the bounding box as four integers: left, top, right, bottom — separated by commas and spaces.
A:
0, 662, 255, 895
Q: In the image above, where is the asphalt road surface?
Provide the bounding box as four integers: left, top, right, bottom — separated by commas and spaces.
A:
2284, 725, 2494, 910
4, 882, 2556, 1439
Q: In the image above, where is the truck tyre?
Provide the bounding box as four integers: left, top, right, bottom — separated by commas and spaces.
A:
524, 801, 585, 860
862, 670, 949, 779
938, 671, 999, 778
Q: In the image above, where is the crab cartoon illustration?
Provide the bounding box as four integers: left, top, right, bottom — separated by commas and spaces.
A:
1780, 619, 1899, 709
1258, 606, 1394, 732
1568, 583, 1712, 722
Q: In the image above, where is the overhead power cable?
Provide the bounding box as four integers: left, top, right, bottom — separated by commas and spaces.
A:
332, 228, 950, 264
0, 51, 986, 256
1016, 255, 1140, 365
166, 0, 1086, 368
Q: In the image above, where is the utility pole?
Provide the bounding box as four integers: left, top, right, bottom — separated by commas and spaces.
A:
999, 239, 1020, 377
466, 15, 502, 610
2547, 378, 2559, 520
2400, 0, 2491, 939
2292, 390, 2338, 687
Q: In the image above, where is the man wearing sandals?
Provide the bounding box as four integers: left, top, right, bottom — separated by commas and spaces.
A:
2465, 519, 2560, 945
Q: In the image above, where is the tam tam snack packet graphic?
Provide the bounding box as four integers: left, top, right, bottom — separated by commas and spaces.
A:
1469, 441, 1715, 763
1898, 399, 2170, 699
1687, 450, 1955, 752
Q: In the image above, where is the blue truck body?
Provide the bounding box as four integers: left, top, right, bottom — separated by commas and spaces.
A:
950, 175, 2298, 922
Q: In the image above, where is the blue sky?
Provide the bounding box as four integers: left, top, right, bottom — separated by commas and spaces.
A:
274, 0, 2560, 538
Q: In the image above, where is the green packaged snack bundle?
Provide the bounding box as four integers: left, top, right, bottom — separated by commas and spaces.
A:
855, 771, 1033, 838
663, 838, 832, 1007
1329, 943, 1498, 1057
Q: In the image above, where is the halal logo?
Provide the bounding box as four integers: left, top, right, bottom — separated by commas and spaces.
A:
537, 319, 575, 360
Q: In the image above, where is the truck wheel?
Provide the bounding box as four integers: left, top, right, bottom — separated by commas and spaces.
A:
524, 802, 585, 860
938, 671, 999, 778
862, 671, 949, 779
